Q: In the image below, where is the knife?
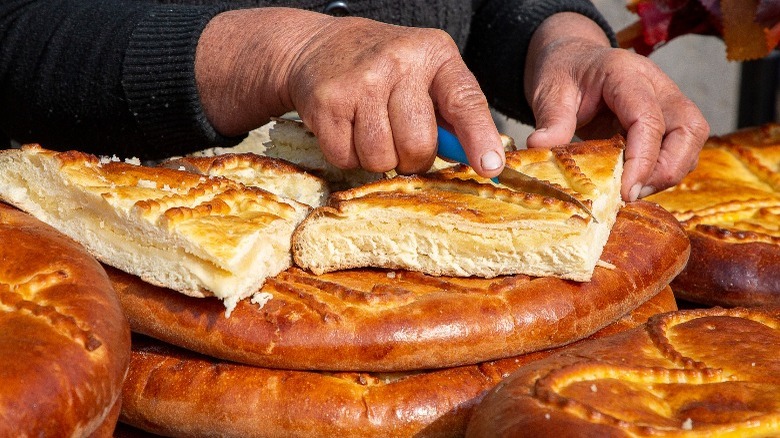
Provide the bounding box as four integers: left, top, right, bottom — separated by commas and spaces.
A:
436, 126, 598, 222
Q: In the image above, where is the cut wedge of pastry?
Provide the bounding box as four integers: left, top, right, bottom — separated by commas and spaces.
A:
293, 136, 625, 281
0, 145, 314, 315
162, 152, 329, 208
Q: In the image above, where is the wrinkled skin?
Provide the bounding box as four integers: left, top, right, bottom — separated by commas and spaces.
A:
524, 12, 709, 201
196, 8, 709, 201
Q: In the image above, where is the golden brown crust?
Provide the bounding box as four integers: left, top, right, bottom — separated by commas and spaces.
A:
118, 287, 677, 438
0, 202, 131, 437
88, 399, 122, 438
0, 145, 312, 313
110, 201, 688, 372
161, 152, 329, 207
670, 228, 780, 307
291, 136, 625, 280
646, 123, 780, 307
465, 307, 780, 438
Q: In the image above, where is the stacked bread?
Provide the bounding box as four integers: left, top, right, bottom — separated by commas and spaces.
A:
646, 123, 780, 308
0, 202, 131, 437
0, 120, 692, 437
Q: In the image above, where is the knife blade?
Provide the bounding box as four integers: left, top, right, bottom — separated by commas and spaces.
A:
436, 126, 598, 222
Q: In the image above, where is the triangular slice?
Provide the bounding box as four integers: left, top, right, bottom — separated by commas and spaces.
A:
292, 136, 625, 281
0, 145, 313, 315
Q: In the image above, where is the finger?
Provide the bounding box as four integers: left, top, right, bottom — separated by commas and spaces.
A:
602, 78, 666, 201
353, 100, 397, 173
389, 81, 437, 175
431, 57, 504, 178
640, 96, 709, 195
303, 110, 360, 170
525, 72, 581, 149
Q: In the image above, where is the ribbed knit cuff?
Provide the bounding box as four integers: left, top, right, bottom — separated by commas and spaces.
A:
123, 4, 240, 158
466, 0, 618, 126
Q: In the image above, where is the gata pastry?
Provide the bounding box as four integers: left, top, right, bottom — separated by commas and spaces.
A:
117, 287, 677, 438
0, 145, 314, 315
466, 306, 780, 437
109, 201, 687, 372
293, 136, 625, 281
646, 123, 780, 307
161, 152, 329, 208
192, 117, 517, 189
0, 202, 130, 437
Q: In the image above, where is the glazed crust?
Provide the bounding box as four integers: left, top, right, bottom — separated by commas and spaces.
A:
0, 203, 131, 437
465, 307, 780, 437
292, 136, 625, 280
118, 287, 677, 438
647, 123, 780, 307
109, 201, 689, 372
671, 227, 780, 307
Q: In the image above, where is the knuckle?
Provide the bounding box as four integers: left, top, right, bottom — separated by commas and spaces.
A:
440, 83, 489, 115
360, 153, 397, 173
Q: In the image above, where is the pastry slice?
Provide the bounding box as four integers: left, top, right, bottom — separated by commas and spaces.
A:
0, 145, 312, 315
293, 136, 625, 281
162, 152, 329, 208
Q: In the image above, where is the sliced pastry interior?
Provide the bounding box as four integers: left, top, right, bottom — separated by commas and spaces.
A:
293, 136, 625, 281
0, 145, 313, 315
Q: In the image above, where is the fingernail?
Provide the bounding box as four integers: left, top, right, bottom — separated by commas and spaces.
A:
481, 150, 503, 171
628, 183, 642, 202
638, 185, 656, 199
535, 127, 548, 133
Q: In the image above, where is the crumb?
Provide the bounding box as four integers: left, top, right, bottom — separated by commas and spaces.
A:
251, 292, 273, 309
590, 384, 598, 392
124, 157, 141, 165
386, 271, 397, 279
544, 413, 551, 420
752, 362, 756, 367
596, 260, 616, 270
681, 418, 693, 430
136, 179, 157, 189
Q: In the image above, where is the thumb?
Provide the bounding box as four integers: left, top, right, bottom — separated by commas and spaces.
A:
432, 60, 505, 178
525, 81, 580, 148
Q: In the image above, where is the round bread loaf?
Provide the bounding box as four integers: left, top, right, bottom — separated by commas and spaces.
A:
110, 201, 689, 372
466, 307, 780, 437
646, 123, 780, 307
671, 227, 780, 307
118, 286, 677, 438
0, 202, 131, 437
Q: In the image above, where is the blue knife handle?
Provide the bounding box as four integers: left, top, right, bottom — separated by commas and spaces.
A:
436, 126, 469, 165
437, 126, 499, 183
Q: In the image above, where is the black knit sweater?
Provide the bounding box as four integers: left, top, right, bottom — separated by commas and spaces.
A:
0, 0, 615, 159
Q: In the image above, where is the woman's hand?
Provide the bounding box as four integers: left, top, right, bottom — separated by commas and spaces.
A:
523, 12, 710, 201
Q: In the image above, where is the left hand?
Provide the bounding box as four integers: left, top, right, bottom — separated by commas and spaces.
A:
523, 12, 710, 201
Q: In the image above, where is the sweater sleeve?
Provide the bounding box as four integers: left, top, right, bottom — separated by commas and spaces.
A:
0, 1, 234, 159
463, 0, 618, 127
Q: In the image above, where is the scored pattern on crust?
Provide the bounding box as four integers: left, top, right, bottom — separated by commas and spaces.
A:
326, 174, 592, 223
161, 153, 329, 208
265, 267, 533, 312
529, 308, 780, 435
647, 125, 780, 243
0, 269, 102, 352
438, 139, 622, 212
549, 146, 598, 195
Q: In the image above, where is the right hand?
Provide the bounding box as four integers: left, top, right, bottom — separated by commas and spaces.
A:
196, 8, 505, 177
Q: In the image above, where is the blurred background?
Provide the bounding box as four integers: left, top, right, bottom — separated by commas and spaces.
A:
495, 0, 744, 145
